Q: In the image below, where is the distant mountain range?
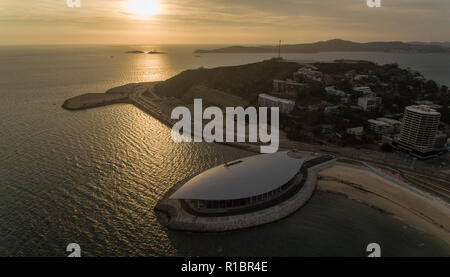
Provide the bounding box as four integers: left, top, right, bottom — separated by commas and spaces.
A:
195, 39, 450, 54
408, 41, 450, 48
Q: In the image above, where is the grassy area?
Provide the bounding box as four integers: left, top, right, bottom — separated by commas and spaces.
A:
182, 85, 249, 107
154, 59, 299, 104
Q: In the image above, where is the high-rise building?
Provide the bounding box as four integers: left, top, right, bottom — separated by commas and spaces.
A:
397, 105, 441, 157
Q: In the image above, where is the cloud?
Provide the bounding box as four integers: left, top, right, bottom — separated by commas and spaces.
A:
0, 0, 449, 44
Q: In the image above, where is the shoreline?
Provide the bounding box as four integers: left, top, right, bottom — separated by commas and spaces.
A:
317, 163, 450, 243
62, 82, 450, 240
62, 81, 263, 153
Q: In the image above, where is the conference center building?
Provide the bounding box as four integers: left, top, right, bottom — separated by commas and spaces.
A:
169, 151, 306, 215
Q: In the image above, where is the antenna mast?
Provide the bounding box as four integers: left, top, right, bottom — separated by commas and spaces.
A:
278, 40, 281, 58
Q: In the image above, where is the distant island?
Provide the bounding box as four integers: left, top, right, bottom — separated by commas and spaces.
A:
409, 41, 450, 48
148, 51, 165, 54
125, 50, 166, 54
195, 39, 450, 54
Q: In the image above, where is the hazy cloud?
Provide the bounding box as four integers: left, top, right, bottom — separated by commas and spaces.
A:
0, 0, 449, 44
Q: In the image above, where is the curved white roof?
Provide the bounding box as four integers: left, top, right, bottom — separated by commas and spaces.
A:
169, 151, 305, 201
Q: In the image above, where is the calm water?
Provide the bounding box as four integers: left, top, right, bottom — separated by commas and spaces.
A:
0, 45, 449, 256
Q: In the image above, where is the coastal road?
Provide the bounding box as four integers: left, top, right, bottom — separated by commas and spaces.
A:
129, 85, 450, 197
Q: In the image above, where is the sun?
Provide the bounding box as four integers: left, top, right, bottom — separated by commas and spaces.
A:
125, 0, 160, 19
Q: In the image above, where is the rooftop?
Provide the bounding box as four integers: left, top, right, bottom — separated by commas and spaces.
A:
368, 119, 390, 126
406, 105, 440, 116
169, 152, 305, 201
259, 93, 295, 105
377, 117, 401, 125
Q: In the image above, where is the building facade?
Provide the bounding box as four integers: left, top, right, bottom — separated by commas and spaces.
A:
169, 152, 305, 214
258, 93, 295, 114
368, 119, 393, 135
397, 105, 441, 157
376, 118, 402, 133
357, 96, 382, 112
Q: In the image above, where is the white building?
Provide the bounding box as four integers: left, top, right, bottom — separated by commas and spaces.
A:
169, 151, 305, 212
398, 105, 441, 155
354, 86, 373, 96
357, 96, 382, 111
325, 86, 346, 97
273, 79, 306, 96
415, 100, 442, 110
258, 93, 295, 114
294, 67, 323, 82
376, 118, 402, 133
354, 75, 370, 82
346, 126, 364, 136
368, 119, 393, 135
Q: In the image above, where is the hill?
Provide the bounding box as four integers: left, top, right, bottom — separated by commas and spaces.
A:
153, 59, 299, 104
195, 39, 450, 54
408, 41, 450, 48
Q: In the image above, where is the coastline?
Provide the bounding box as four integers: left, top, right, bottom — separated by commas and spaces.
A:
62, 93, 131, 110
62, 82, 450, 240
317, 163, 450, 243
62, 81, 263, 153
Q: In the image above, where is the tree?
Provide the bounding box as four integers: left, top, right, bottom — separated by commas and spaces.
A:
380, 143, 393, 152
424, 80, 439, 94
335, 79, 353, 92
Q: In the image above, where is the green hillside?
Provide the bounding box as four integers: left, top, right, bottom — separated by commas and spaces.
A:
153, 59, 299, 104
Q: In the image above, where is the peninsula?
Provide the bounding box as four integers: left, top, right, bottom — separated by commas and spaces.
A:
125, 50, 145, 54
195, 39, 450, 54
62, 59, 450, 238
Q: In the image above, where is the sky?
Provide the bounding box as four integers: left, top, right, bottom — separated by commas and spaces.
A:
0, 0, 449, 45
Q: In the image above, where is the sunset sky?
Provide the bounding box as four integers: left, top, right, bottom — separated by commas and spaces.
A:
1, 0, 449, 45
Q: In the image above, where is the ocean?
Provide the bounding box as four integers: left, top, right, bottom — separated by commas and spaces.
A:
0, 45, 449, 256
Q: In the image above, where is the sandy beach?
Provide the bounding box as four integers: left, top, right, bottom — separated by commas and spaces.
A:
317, 163, 450, 243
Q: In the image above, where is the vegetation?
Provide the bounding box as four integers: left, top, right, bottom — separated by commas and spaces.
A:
154, 58, 450, 146
154, 59, 299, 103
195, 39, 450, 54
